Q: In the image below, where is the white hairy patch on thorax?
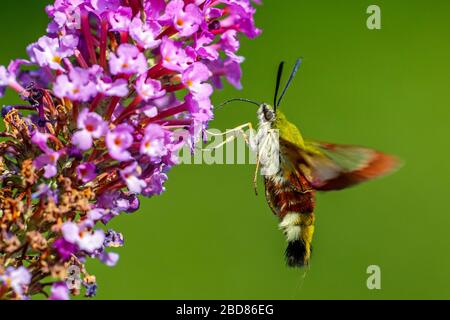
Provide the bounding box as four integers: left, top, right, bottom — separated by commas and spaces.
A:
249, 107, 280, 177
279, 213, 301, 242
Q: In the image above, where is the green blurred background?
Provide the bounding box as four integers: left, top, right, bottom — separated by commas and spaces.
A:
1, 0, 450, 299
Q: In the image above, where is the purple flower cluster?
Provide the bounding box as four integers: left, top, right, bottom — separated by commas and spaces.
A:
0, 0, 260, 300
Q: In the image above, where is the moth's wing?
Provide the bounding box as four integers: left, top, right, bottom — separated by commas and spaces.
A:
278, 138, 317, 193
305, 141, 400, 191
264, 177, 281, 216
280, 138, 400, 191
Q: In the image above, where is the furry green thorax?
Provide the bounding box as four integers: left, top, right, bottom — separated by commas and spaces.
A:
273, 110, 305, 149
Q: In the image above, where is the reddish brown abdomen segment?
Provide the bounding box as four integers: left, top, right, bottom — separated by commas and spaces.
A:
264, 172, 316, 267
264, 173, 315, 218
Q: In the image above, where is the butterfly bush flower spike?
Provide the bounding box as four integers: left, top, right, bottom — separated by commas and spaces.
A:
0, 0, 260, 300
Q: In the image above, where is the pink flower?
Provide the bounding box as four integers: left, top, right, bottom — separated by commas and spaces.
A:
221, 30, 240, 55
140, 124, 169, 159
195, 32, 219, 61
31, 131, 50, 152
144, 0, 167, 19
0, 66, 12, 88
90, 65, 129, 97
129, 17, 161, 50
90, 0, 121, 14
182, 62, 213, 100
135, 74, 166, 101
208, 58, 243, 90
98, 251, 119, 267
220, 0, 262, 38
33, 150, 60, 179
77, 162, 97, 183
54, 67, 98, 101
142, 167, 168, 197
0, 267, 31, 298
50, 282, 70, 300
96, 76, 129, 97
160, 38, 193, 72
120, 162, 146, 194
87, 208, 107, 222
186, 94, 213, 122
61, 222, 105, 253
53, 238, 77, 262
109, 44, 148, 75
33, 36, 73, 71
106, 124, 134, 161
47, 4, 83, 31
161, 0, 203, 37
72, 109, 107, 150
108, 6, 132, 31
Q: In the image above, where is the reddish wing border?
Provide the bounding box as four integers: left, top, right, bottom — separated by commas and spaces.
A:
314, 149, 399, 191
280, 139, 400, 192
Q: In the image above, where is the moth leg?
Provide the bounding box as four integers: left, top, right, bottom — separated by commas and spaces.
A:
252, 132, 272, 196
204, 122, 252, 139
253, 152, 261, 196
240, 122, 255, 146
203, 122, 254, 151
203, 133, 237, 151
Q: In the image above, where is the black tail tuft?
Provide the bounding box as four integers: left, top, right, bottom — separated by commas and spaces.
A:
285, 240, 311, 267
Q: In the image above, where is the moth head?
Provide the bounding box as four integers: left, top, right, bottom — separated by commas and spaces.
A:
258, 103, 276, 123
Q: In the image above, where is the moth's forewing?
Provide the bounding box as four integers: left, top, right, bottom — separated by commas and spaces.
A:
281, 139, 400, 192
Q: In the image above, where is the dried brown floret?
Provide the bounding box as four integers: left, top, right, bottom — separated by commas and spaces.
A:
27, 231, 48, 252
21, 159, 37, 186
1, 198, 24, 222
3, 234, 21, 253
50, 264, 67, 281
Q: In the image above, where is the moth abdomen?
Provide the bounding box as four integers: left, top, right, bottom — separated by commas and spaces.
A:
279, 211, 315, 267
285, 240, 310, 267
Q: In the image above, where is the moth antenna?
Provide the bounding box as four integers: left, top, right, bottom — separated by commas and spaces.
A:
216, 98, 261, 110
273, 61, 285, 112
277, 58, 302, 107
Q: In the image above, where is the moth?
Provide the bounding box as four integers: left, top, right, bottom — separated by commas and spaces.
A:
212, 59, 400, 267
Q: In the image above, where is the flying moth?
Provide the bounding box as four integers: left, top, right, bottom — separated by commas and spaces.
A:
210, 59, 400, 267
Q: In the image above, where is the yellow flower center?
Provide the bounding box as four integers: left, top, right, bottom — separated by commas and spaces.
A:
52, 56, 62, 64
176, 18, 184, 27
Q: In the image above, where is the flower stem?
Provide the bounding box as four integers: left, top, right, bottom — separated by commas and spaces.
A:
100, 19, 109, 69
128, 0, 143, 16
105, 96, 121, 121
74, 49, 89, 69
81, 12, 97, 65
142, 103, 188, 126
89, 93, 105, 112
114, 96, 142, 124
156, 26, 177, 40
120, 32, 129, 44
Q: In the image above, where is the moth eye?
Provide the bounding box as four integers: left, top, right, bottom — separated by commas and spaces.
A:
264, 110, 274, 121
